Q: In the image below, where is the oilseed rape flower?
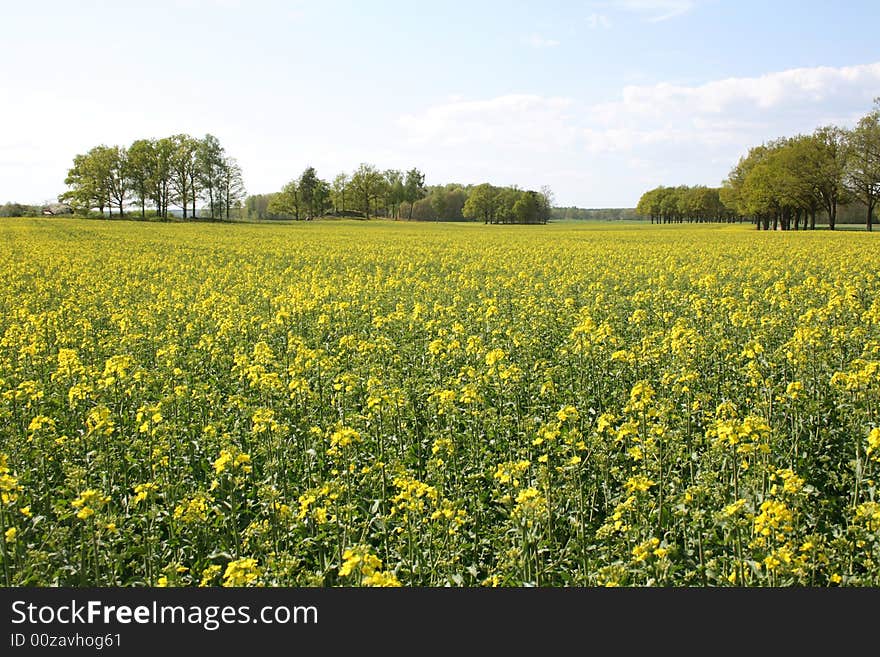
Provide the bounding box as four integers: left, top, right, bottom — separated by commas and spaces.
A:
222, 558, 261, 587
339, 546, 400, 587
214, 449, 252, 475
173, 494, 212, 523
326, 426, 360, 456
493, 460, 531, 487
867, 428, 880, 460
132, 482, 157, 505
71, 489, 110, 520
624, 475, 655, 494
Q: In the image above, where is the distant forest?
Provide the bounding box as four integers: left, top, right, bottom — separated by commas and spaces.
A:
249, 165, 554, 224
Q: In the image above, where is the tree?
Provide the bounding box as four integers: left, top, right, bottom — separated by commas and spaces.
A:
313, 178, 331, 218
384, 169, 404, 219
127, 139, 156, 219
298, 166, 322, 220
106, 145, 129, 218
721, 144, 772, 229
60, 144, 123, 217
268, 179, 301, 220
636, 187, 664, 224
513, 190, 542, 224
463, 183, 498, 223
813, 125, 849, 230
429, 184, 467, 220
170, 134, 199, 219
350, 163, 383, 219
494, 186, 521, 224
219, 156, 246, 220
538, 185, 554, 224
843, 106, 880, 231
331, 173, 349, 214
403, 168, 426, 220
197, 134, 226, 220
151, 137, 174, 220
61, 149, 107, 216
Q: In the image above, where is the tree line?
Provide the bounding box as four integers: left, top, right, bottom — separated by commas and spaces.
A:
636, 185, 739, 224
551, 207, 639, 221
263, 164, 427, 221
245, 166, 553, 224
60, 134, 245, 220
636, 101, 880, 230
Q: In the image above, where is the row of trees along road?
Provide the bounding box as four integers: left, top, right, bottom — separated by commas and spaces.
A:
636, 101, 880, 230
251, 164, 552, 224
61, 134, 245, 220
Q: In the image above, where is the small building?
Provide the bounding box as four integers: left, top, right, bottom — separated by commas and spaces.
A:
42, 203, 74, 216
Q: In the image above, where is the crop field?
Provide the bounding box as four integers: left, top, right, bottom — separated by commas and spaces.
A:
1, 217, 879, 587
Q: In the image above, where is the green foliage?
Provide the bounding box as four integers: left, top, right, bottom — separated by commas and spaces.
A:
60, 134, 245, 221
0, 203, 40, 218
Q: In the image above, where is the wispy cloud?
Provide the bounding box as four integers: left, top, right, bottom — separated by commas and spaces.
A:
603, 0, 699, 22
522, 34, 561, 48
402, 62, 880, 154
587, 13, 612, 29
399, 94, 575, 151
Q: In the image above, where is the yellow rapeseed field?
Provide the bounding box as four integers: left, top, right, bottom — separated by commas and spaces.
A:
1, 217, 879, 586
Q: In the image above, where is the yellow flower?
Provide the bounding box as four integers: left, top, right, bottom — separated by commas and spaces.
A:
867, 427, 880, 459
624, 475, 655, 493
556, 405, 579, 423
222, 558, 261, 587
5, 527, 17, 542
485, 348, 505, 367
133, 482, 157, 504
199, 565, 222, 587
71, 489, 110, 520
214, 448, 252, 475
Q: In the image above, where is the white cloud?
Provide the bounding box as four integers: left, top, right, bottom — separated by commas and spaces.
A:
591, 61, 880, 132
522, 34, 561, 48
604, 0, 699, 22
399, 94, 576, 151
400, 62, 880, 155
396, 61, 880, 204
587, 13, 612, 29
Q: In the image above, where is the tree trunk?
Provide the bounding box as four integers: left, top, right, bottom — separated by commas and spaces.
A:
868, 201, 875, 232
810, 209, 816, 230
828, 203, 835, 230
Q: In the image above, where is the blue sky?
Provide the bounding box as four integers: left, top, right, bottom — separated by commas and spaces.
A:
2, 0, 879, 207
